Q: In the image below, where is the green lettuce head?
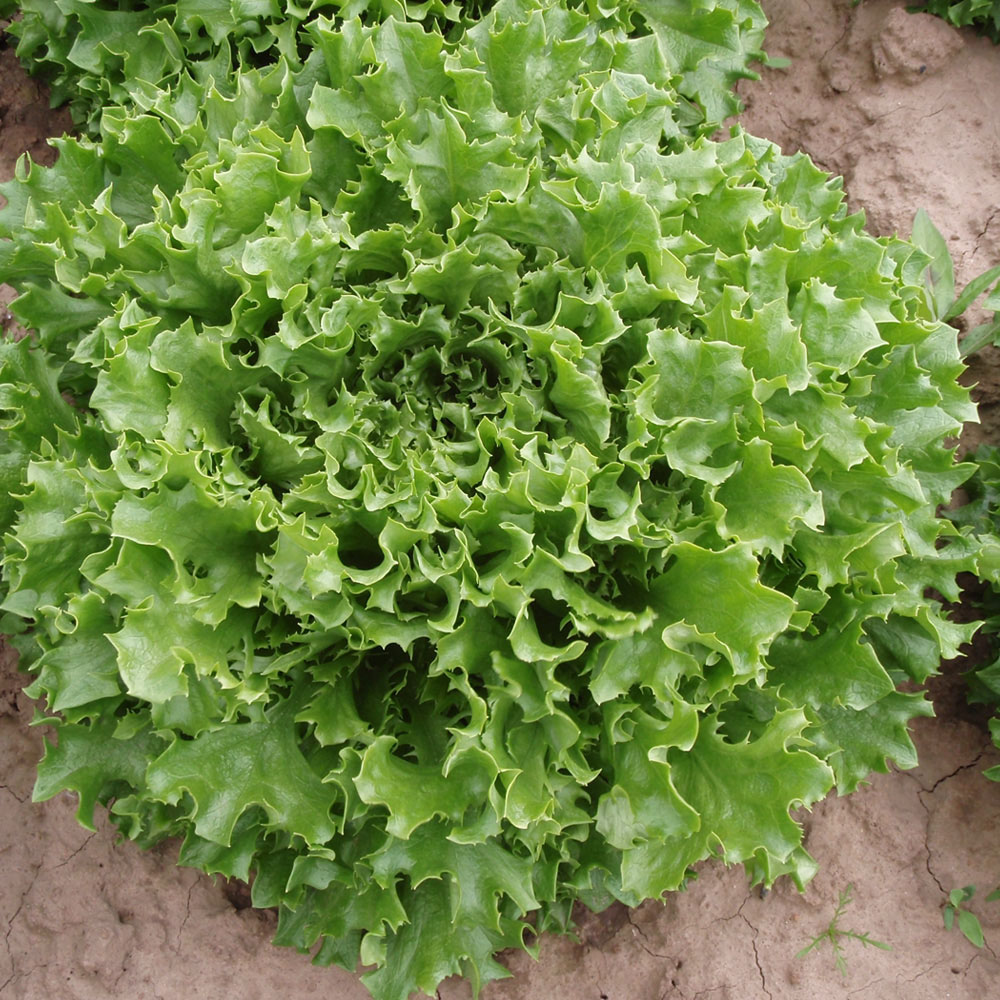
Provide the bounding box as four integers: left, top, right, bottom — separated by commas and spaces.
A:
0, 2, 979, 998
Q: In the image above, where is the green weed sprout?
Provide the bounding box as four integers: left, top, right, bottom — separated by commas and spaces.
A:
797, 884, 891, 976
943, 885, 1000, 947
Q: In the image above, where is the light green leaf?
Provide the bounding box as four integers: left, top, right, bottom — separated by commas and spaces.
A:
469, 2, 590, 117
650, 541, 796, 680
768, 597, 895, 712
0, 338, 79, 534
110, 478, 267, 625
24, 591, 122, 713
91, 321, 170, 439
354, 736, 498, 840
547, 341, 611, 448
793, 279, 884, 373
360, 17, 450, 124
385, 104, 530, 228
715, 438, 824, 553
703, 292, 810, 393
596, 703, 700, 848
637, 327, 755, 426
361, 877, 518, 1000
2, 459, 107, 618
638, 0, 767, 126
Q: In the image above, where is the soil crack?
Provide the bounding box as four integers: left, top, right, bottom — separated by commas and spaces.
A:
923, 843, 946, 895
1, 918, 12, 996
922, 750, 989, 796
738, 912, 772, 1000
904, 959, 945, 983
111, 962, 129, 992
972, 207, 1000, 261
918, 105, 947, 122
176, 881, 196, 952
49, 832, 96, 870
5, 867, 40, 945
806, 2, 854, 62
899, 768, 931, 795
959, 952, 980, 976
1, 867, 39, 1000
0, 785, 25, 805
772, 107, 812, 158
847, 976, 885, 997
625, 912, 677, 961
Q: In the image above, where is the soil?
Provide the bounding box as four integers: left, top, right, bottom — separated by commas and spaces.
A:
2, 2, 1000, 999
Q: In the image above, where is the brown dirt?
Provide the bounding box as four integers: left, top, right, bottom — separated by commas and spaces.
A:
2, 2, 1000, 998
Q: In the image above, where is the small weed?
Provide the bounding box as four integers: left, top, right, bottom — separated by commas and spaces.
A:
910, 208, 1000, 356
942, 885, 1000, 948
796, 884, 891, 977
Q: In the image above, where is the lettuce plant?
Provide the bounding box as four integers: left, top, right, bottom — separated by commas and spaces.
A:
0, 0, 766, 132
947, 446, 1000, 778
851, 1, 1000, 43
914, 0, 1000, 42
912, 210, 1000, 775
0, 2, 981, 998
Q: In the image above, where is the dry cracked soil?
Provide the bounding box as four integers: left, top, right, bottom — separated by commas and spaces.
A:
2, 1, 1000, 998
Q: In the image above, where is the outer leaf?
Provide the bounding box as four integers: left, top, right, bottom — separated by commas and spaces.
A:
793, 279, 884, 373
2, 459, 106, 618
0, 338, 78, 536
24, 591, 122, 713
807, 691, 934, 794
638, 0, 767, 125
110, 480, 267, 625
33, 716, 166, 829
619, 709, 833, 898
715, 438, 824, 553
361, 878, 519, 1000
354, 736, 498, 840
146, 693, 338, 848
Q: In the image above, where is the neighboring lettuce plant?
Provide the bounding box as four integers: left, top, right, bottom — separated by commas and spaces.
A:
947, 446, 1000, 777
0, 1, 981, 998
851, 1, 1000, 43
914, 0, 1000, 42
913, 208, 1000, 776
0, 0, 767, 133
